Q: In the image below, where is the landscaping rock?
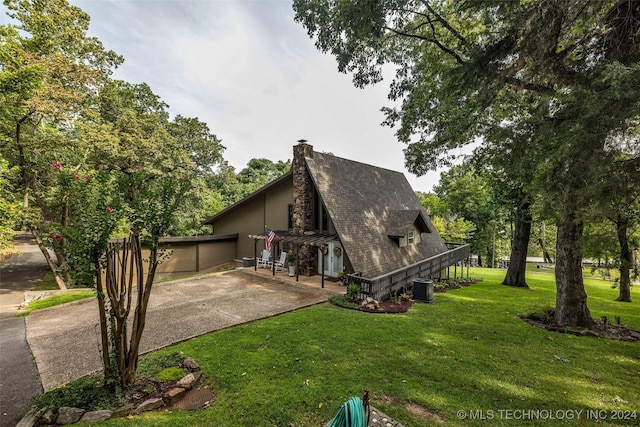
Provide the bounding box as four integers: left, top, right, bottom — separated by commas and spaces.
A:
15, 408, 38, 427
112, 403, 134, 418
175, 388, 215, 411
163, 387, 187, 405
183, 357, 200, 371
360, 297, 379, 310
56, 407, 85, 425
79, 410, 112, 423
40, 409, 57, 424
135, 398, 165, 413
177, 371, 202, 390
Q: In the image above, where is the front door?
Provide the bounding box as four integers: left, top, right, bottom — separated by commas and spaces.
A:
318, 242, 343, 278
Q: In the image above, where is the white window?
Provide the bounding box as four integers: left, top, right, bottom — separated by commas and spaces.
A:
407, 231, 415, 245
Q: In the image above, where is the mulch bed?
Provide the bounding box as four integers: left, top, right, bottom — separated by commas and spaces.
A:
520, 316, 640, 342
357, 298, 414, 313
346, 279, 480, 313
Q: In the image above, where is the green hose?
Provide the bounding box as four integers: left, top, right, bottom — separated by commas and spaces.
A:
328, 397, 367, 427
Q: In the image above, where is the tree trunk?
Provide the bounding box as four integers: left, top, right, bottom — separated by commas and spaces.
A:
491, 225, 496, 268
503, 202, 531, 288
615, 217, 632, 302
554, 214, 594, 328
538, 238, 553, 263
123, 233, 157, 386
541, 222, 553, 263
28, 226, 68, 290
94, 256, 113, 388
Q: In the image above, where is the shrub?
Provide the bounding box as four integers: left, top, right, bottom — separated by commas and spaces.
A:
346, 283, 360, 299
34, 376, 121, 415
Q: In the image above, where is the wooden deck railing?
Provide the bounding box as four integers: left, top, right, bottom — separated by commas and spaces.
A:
347, 244, 471, 300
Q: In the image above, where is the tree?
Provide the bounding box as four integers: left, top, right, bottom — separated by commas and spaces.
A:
209, 158, 291, 208
417, 191, 447, 218
589, 153, 640, 302
81, 80, 225, 237
1, 0, 122, 288
434, 166, 508, 268
430, 215, 476, 244
0, 156, 21, 248
57, 164, 187, 388
237, 158, 291, 194
293, 0, 640, 328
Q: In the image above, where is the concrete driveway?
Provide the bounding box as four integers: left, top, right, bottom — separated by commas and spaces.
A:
26, 269, 331, 392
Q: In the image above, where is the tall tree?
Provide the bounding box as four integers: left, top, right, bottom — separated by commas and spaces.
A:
293, 0, 640, 328
434, 165, 508, 267
0, 0, 122, 288
590, 153, 640, 302
210, 158, 291, 207
0, 156, 21, 248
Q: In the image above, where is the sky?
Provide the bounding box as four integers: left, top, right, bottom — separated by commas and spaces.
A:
2, 0, 446, 192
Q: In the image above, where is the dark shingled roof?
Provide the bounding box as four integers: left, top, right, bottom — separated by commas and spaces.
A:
386, 209, 431, 238
306, 152, 448, 279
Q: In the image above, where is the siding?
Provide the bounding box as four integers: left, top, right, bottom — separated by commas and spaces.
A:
100, 235, 238, 284
212, 179, 293, 258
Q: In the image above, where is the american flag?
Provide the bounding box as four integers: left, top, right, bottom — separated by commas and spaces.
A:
266, 229, 276, 252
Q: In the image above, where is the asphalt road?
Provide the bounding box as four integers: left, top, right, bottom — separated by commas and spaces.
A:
0, 317, 43, 427
0, 235, 47, 426
0, 234, 49, 319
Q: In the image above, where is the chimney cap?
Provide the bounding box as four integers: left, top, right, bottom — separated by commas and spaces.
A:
297, 139, 308, 144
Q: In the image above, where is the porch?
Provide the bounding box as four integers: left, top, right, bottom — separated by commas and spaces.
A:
242, 263, 345, 295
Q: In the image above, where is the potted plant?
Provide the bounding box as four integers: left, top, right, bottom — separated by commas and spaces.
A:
337, 271, 348, 286
286, 251, 297, 277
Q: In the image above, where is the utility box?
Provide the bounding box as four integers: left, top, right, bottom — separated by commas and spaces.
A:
242, 257, 255, 268
413, 278, 434, 303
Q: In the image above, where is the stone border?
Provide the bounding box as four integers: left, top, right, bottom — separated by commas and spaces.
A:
20, 358, 209, 426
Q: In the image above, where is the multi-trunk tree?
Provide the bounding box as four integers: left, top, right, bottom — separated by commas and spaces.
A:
293, 0, 640, 328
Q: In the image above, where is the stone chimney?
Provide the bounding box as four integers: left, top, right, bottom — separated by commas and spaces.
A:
292, 140, 315, 274
292, 140, 314, 234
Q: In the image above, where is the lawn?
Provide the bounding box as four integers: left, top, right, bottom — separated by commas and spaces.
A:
16, 290, 95, 317
94, 267, 638, 426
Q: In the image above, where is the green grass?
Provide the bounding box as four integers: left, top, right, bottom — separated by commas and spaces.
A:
16, 291, 95, 317
35, 271, 61, 291
93, 268, 639, 426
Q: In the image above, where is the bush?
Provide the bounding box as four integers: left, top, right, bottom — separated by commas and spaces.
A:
346, 283, 360, 299
34, 376, 121, 415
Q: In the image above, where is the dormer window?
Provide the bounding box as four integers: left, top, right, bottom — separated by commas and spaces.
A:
407, 231, 415, 245
387, 210, 430, 247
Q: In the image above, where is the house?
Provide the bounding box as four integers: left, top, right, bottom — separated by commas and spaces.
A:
203, 141, 469, 298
